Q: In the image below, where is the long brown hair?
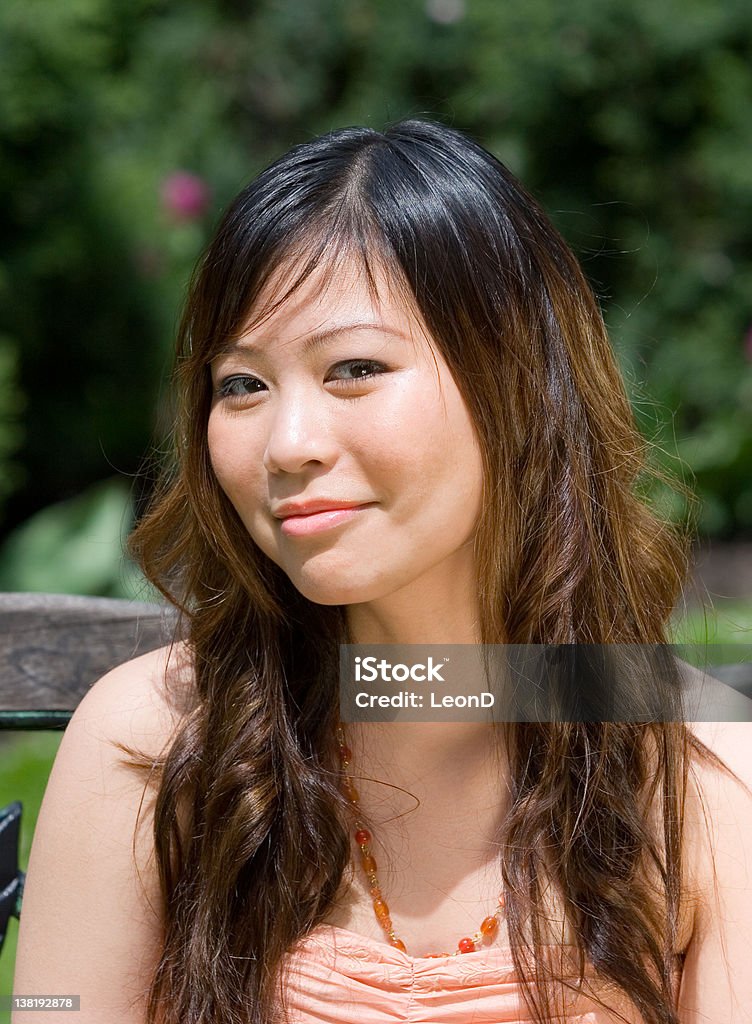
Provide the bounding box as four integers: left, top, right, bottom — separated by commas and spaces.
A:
125, 119, 720, 1023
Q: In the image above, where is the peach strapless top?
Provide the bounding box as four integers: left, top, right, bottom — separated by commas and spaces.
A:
281, 924, 645, 1023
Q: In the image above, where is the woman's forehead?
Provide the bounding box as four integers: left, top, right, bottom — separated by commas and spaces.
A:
235, 249, 425, 344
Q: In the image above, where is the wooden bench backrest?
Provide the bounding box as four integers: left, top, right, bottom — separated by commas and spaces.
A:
0, 593, 179, 729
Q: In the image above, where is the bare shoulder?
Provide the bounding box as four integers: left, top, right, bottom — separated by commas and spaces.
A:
684, 715, 752, 880
688, 719, 752, 791
12, 643, 195, 1024
679, 658, 752, 894
683, 718, 752, 890
70, 640, 196, 759
678, 718, 752, 1019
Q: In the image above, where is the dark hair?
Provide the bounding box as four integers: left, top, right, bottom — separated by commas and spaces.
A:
125, 118, 719, 1024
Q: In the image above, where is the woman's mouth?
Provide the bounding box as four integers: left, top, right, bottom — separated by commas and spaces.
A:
279, 505, 373, 537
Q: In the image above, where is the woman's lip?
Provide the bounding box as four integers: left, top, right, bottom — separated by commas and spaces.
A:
279, 504, 373, 537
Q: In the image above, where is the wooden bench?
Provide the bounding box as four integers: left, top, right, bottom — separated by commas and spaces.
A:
0, 593, 178, 954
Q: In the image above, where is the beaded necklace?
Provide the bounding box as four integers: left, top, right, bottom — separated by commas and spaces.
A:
336, 723, 505, 957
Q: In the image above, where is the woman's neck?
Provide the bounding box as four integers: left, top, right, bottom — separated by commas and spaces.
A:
342, 716, 512, 884
345, 580, 482, 647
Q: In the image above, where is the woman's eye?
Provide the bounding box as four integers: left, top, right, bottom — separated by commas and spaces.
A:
214, 360, 387, 401
215, 375, 265, 399
327, 360, 387, 384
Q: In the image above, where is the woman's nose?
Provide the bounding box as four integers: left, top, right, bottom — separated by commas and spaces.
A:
262, 388, 339, 475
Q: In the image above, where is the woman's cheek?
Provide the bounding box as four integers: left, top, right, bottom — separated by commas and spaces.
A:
208, 420, 259, 494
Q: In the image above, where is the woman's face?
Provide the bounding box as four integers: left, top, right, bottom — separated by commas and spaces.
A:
207, 254, 485, 609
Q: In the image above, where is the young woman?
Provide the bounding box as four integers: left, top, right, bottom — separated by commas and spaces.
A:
13, 119, 752, 1024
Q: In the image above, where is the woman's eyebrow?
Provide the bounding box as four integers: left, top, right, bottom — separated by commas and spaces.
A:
217, 322, 409, 359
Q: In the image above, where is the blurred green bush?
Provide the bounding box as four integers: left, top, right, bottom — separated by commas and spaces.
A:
1, 0, 750, 593
0, 477, 149, 598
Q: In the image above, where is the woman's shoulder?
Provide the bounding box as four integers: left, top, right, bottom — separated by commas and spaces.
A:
635, 715, 752, 960
683, 719, 752, 910
687, 718, 752, 803
684, 717, 752, 882
685, 718, 752, 896
675, 721, 752, 1015
70, 640, 196, 758
678, 661, 752, 886
12, 642, 197, 1022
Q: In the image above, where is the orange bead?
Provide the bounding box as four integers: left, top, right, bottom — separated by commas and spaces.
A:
369, 885, 382, 899
391, 938, 407, 952
355, 828, 371, 845
362, 854, 377, 873
340, 745, 352, 761
373, 898, 390, 921
480, 915, 499, 937
458, 937, 476, 954
344, 782, 359, 802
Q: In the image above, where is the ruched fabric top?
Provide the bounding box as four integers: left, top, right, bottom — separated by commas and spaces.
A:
281, 924, 645, 1023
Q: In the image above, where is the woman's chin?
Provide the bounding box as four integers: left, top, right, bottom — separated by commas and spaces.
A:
287, 571, 382, 607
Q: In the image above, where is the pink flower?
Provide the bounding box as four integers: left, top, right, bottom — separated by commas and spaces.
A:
161, 171, 211, 221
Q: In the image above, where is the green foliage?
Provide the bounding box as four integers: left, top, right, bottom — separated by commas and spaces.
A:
0, 478, 150, 598
671, 599, 752, 644
1, 0, 751, 563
